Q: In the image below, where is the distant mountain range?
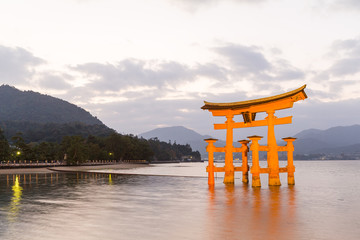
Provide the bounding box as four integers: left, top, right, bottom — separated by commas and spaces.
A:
293, 125, 360, 154
139, 126, 215, 156
140, 125, 360, 158
0, 85, 115, 142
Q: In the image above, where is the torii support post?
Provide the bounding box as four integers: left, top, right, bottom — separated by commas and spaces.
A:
249, 135, 262, 187
238, 140, 250, 184
267, 110, 281, 186
283, 137, 296, 185
205, 138, 218, 185
224, 114, 235, 184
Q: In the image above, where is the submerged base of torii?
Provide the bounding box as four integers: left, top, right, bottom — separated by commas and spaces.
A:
201, 85, 307, 186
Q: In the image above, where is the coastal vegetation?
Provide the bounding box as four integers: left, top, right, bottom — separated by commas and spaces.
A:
0, 129, 201, 165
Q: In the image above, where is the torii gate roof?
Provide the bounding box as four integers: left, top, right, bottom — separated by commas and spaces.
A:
201, 85, 307, 112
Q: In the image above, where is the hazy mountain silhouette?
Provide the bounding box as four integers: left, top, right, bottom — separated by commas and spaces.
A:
294, 125, 360, 147
139, 126, 227, 156
140, 126, 209, 143
293, 125, 360, 154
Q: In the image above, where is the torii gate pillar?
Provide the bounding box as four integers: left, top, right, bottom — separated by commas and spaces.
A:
267, 110, 281, 186
224, 114, 235, 183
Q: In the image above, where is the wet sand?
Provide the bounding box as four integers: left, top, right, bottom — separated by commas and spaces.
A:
0, 163, 149, 175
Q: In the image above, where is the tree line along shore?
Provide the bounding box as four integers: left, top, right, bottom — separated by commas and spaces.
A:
0, 129, 201, 166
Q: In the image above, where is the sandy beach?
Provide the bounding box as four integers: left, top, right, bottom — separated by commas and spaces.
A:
0, 163, 149, 175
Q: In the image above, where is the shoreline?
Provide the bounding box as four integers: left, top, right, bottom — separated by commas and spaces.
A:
0, 163, 149, 175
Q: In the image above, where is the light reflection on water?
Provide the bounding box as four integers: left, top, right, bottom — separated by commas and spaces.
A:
9, 176, 23, 222
205, 183, 298, 240
0, 161, 360, 240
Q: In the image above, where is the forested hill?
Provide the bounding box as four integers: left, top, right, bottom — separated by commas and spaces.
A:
0, 85, 102, 124
0, 85, 201, 163
0, 121, 115, 143
0, 85, 114, 142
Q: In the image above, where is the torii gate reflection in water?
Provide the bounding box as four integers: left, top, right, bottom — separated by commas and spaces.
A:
202, 85, 307, 187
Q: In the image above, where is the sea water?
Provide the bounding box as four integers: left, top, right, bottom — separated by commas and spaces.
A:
0, 161, 360, 240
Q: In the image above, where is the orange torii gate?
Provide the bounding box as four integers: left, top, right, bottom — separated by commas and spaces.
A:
202, 85, 307, 187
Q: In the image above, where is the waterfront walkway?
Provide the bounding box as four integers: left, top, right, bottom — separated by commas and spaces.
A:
0, 161, 148, 174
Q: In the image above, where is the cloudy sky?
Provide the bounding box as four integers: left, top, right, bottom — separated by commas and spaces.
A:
1, 0, 360, 141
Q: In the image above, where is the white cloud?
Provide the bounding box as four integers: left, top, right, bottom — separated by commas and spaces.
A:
325, 38, 360, 77
0, 46, 43, 85
215, 44, 271, 73
169, 0, 266, 12
333, 0, 360, 11
37, 72, 72, 90
330, 58, 360, 76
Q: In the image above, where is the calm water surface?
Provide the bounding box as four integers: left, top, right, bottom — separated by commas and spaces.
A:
1, 161, 360, 240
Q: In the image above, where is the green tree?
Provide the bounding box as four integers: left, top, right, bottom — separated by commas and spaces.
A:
86, 135, 108, 160
134, 138, 153, 161
105, 133, 126, 160
32, 142, 60, 162
61, 136, 88, 165
147, 137, 200, 162
0, 128, 10, 161
11, 132, 32, 161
